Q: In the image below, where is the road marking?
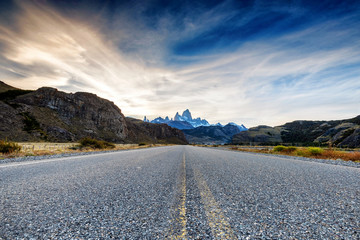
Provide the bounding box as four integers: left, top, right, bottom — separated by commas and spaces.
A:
193, 167, 237, 239
167, 152, 187, 239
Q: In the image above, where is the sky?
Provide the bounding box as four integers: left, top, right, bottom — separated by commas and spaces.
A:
0, 0, 359, 127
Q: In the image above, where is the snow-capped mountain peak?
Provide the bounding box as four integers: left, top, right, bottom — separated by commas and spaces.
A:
144, 109, 246, 132
182, 109, 192, 121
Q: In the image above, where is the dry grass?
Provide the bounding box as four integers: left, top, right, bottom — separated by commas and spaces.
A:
320, 150, 360, 162
0, 142, 167, 159
226, 145, 360, 162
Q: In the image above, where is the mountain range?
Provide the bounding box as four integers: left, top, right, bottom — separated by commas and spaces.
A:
144, 109, 248, 144
145, 109, 247, 131
144, 109, 211, 129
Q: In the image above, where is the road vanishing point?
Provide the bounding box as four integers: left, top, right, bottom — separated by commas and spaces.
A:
1, 146, 359, 239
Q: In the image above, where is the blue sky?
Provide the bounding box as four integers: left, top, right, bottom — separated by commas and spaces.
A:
0, 0, 359, 127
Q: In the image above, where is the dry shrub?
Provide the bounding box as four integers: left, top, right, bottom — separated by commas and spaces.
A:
321, 150, 345, 160
308, 147, 324, 156
273, 145, 286, 152
79, 137, 115, 149
295, 149, 310, 157
286, 146, 297, 152
0, 140, 21, 154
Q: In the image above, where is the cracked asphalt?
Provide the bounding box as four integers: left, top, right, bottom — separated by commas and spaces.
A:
1, 146, 359, 239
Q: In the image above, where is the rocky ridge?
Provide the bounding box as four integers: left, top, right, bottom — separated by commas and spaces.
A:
232, 116, 360, 147
0, 82, 187, 144
145, 109, 211, 129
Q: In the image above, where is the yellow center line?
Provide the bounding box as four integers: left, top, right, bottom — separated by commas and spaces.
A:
193, 167, 237, 239
167, 152, 187, 239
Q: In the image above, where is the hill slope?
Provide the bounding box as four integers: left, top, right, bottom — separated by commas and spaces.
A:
0, 81, 19, 93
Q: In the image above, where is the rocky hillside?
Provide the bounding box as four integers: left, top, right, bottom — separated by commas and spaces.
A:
0, 82, 187, 144
232, 116, 360, 147
231, 125, 283, 145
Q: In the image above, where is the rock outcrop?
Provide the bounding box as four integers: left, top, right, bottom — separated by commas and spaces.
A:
14, 87, 128, 142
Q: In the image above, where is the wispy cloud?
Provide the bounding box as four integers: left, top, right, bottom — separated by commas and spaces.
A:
0, 0, 359, 127
0, 1, 173, 117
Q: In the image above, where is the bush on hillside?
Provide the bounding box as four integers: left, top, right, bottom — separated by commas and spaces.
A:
0, 140, 21, 154
79, 137, 115, 149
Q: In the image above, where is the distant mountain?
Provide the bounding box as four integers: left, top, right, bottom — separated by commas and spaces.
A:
145, 109, 210, 129
0, 82, 187, 144
167, 121, 194, 130
232, 116, 360, 147
183, 123, 245, 144
227, 122, 247, 131
175, 109, 210, 127
145, 109, 248, 144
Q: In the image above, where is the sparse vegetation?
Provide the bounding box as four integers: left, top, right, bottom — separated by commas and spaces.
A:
273, 145, 287, 152
273, 145, 298, 153
0, 142, 164, 159
79, 137, 115, 149
227, 145, 360, 162
308, 147, 324, 156
0, 140, 21, 154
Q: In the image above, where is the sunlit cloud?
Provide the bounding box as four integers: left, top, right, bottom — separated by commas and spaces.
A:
0, 0, 359, 127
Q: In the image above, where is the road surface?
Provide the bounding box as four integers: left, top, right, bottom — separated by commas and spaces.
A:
1, 146, 359, 239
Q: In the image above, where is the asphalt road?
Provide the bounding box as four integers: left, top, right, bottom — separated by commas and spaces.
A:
1, 146, 359, 239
